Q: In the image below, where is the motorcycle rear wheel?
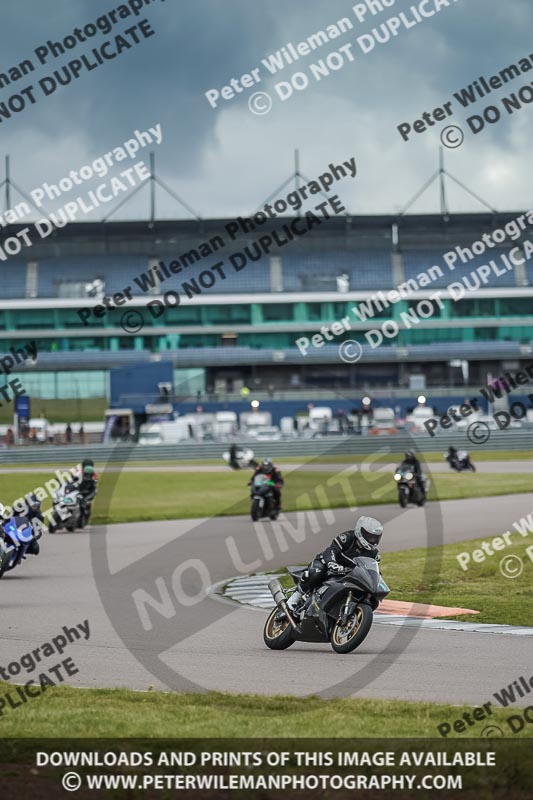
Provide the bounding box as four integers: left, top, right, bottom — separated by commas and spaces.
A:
330, 603, 373, 654
263, 608, 295, 650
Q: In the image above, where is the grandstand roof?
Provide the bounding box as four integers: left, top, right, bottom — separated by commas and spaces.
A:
1, 210, 529, 258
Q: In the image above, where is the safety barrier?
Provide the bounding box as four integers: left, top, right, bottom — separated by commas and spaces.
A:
0, 429, 531, 465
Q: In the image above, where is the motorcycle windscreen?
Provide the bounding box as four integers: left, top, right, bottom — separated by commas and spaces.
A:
346, 557, 382, 593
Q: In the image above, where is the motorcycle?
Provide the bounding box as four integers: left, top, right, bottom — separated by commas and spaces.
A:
222, 448, 257, 470
394, 467, 428, 508
48, 483, 83, 533
445, 450, 476, 472
0, 517, 42, 579
264, 558, 390, 654
250, 473, 279, 521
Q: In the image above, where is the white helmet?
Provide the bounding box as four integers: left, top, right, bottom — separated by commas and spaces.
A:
354, 516, 383, 550
0, 503, 11, 521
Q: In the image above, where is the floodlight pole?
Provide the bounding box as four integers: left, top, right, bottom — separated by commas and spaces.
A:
294, 149, 300, 217
150, 151, 156, 226
5, 155, 10, 211
439, 147, 448, 217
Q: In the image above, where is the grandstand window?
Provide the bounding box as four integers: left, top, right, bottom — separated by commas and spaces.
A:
474, 328, 498, 341
164, 306, 202, 324
56, 371, 106, 398
402, 329, 463, 345
65, 311, 107, 328
499, 298, 533, 316
12, 310, 54, 329
204, 305, 251, 324
117, 337, 136, 350
306, 303, 323, 322
449, 299, 496, 317
407, 299, 441, 318
69, 338, 102, 351
262, 304, 294, 322
180, 335, 219, 348
332, 302, 349, 318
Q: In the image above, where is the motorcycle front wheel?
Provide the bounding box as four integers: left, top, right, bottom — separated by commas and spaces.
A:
399, 490, 408, 508
330, 603, 373, 654
0, 541, 10, 579
251, 498, 261, 521
263, 608, 295, 650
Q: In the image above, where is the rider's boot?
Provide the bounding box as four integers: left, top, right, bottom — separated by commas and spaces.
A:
286, 588, 307, 616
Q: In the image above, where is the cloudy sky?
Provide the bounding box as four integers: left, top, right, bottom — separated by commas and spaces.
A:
1, 0, 532, 221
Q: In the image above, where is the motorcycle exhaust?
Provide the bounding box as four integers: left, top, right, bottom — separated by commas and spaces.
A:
268, 578, 298, 630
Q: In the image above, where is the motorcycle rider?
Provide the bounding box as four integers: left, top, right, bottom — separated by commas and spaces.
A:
446, 445, 458, 461
229, 443, 240, 469
446, 446, 459, 468
286, 515, 383, 614
25, 494, 46, 536
401, 450, 425, 494
248, 458, 284, 510
74, 461, 98, 527
446, 446, 474, 471
26, 494, 44, 525
0, 502, 40, 557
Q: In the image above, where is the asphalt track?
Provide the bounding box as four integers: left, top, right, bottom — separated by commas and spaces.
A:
1, 490, 532, 709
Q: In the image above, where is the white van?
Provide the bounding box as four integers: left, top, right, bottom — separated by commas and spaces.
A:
138, 420, 191, 445
28, 418, 51, 443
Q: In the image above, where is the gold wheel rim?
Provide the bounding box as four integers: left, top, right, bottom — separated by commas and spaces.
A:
266, 609, 290, 639
333, 607, 363, 645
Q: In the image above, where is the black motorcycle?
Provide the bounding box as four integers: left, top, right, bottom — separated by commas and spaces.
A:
394, 466, 427, 508
264, 558, 390, 654
250, 474, 279, 521
446, 450, 476, 472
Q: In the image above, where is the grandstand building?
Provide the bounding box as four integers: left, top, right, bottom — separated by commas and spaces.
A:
2, 211, 533, 404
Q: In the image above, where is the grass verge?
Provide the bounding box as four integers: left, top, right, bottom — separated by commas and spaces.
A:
2, 470, 532, 524
0, 684, 529, 738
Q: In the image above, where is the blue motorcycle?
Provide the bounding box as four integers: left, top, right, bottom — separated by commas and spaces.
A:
0, 516, 41, 578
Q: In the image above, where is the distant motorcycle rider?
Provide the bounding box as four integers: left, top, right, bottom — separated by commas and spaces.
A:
26, 494, 44, 525
401, 450, 425, 493
446, 446, 458, 465
70, 459, 98, 527
248, 458, 284, 510
25, 494, 46, 536
287, 516, 383, 614
229, 443, 239, 469
446, 446, 474, 471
